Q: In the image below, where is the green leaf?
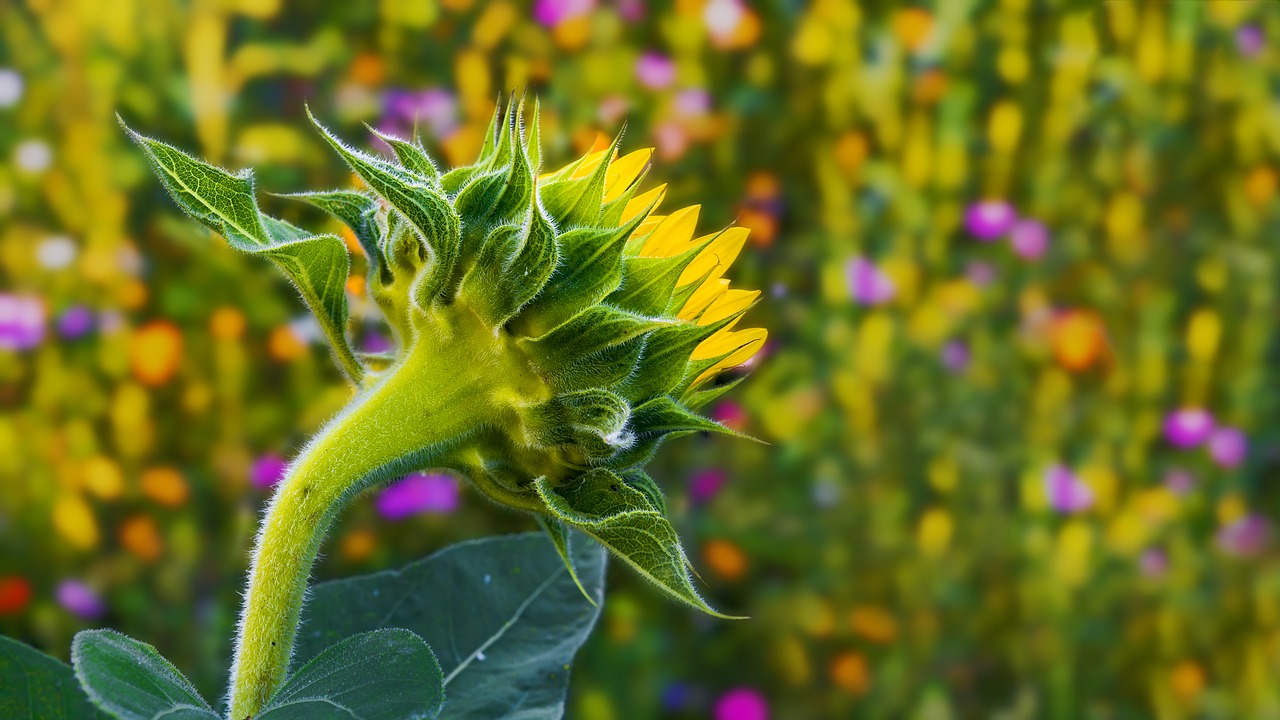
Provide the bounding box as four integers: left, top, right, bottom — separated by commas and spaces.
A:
366, 126, 439, 181
616, 318, 729, 404
308, 108, 460, 306
120, 118, 362, 383
294, 533, 605, 720
257, 629, 442, 720
536, 517, 596, 606
601, 395, 735, 469
527, 389, 632, 460
0, 635, 109, 720
70, 629, 218, 720
517, 214, 645, 335
500, 205, 558, 315
609, 239, 708, 317
540, 132, 622, 227
620, 469, 667, 515
535, 471, 738, 618
521, 306, 672, 393
280, 189, 385, 266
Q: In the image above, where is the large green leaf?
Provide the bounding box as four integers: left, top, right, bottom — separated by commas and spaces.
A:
257, 629, 442, 720
0, 635, 109, 720
294, 533, 605, 720
70, 630, 218, 720
535, 470, 739, 619
119, 118, 362, 383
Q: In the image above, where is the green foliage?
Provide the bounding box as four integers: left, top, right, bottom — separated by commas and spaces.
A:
0, 636, 108, 720
255, 630, 442, 720
71, 630, 218, 720
294, 533, 605, 720
119, 119, 362, 383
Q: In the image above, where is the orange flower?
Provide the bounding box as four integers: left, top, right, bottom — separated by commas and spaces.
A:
129, 320, 183, 386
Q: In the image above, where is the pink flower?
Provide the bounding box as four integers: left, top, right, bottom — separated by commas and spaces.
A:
533, 0, 594, 26
1163, 409, 1215, 449
1010, 219, 1050, 260
376, 473, 460, 519
715, 687, 769, 720
57, 580, 105, 619
0, 294, 45, 350
1139, 548, 1168, 578
251, 454, 288, 489
703, 0, 745, 41
635, 52, 675, 90
711, 400, 747, 431
690, 469, 727, 504
1209, 427, 1247, 468
1218, 514, 1270, 557
1044, 464, 1093, 514
846, 257, 895, 305
1163, 468, 1196, 496
964, 201, 1017, 240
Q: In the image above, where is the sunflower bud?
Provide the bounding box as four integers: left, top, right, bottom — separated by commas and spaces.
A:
121, 99, 766, 617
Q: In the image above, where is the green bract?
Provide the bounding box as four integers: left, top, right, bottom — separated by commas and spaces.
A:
120, 100, 765, 718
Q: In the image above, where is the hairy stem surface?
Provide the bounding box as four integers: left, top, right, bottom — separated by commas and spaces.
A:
225, 344, 489, 718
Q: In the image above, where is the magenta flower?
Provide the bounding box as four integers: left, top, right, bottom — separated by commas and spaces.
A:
381, 88, 458, 141
710, 399, 747, 430
964, 200, 1017, 240
533, 0, 594, 26
1209, 427, 1247, 468
846, 257, 895, 305
1044, 464, 1093, 514
0, 294, 45, 350
1010, 219, 1050, 260
965, 260, 996, 287
1218, 514, 1270, 557
615, 0, 645, 22
940, 341, 969, 373
375, 473, 460, 519
57, 580, 105, 619
1139, 548, 1168, 578
1163, 409, 1215, 449
635, 52, 675, 90
1163, 468, 1196, 496
715, 687, 769, 720
689, 468, 727, 504
251, 454, 288, 489
1237, 25, 1264, 57
673, 88, 711, 118
56, 306, 95, 339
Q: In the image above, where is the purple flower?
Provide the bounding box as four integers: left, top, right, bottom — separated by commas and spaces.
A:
1209, 427, 1247, 468
1044, 464, 1093, 514
0, 294, 45, 350
1237, 25, 1264, 57
1163, 468, 1196, 496
661, 682, 692, 712
251, 454, 288, 489
673, 88, 711, 118
57, 306, 95, 339
689, 469, 727, 504
1010, 219, 1050, 260
846, 257, 895, 305
710, 400, 747, 430
1163, 409, 1215, 449
1139, 548, 1168, 578
1218, 514, 1270, 557
964, 200, 1017, 240
376, 473, 460, 519
381, 88, 457, 141
714, 687, 769, 720
615, 0, 645, 22
533, 0, 594, 26
57, 580, 105, 619
965, 260, 996, 287
635, 52, 675, 90
941, 341, 969, 373
361, 331, 393, 355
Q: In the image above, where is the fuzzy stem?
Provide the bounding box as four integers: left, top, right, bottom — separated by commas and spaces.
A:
225, 349, 484, 719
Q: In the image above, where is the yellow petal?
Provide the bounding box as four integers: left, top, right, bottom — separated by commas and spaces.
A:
570, 148, 611, 179
679, 277, 729, 321
679, 227, 749, 285
623, 184, 666, 225
639, 205, 700, 257
604, 148, 653, 203
635, 214, 666, 240
692, 326, 768, 368
699, 288, 760, 327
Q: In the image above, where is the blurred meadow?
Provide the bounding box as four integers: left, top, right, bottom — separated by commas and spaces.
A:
3, 0, 1280, 718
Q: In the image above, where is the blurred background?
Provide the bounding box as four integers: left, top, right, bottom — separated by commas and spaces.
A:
2, 0, 1280, 718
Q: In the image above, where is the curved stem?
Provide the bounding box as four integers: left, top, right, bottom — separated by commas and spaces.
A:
225, 355, 483, 719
